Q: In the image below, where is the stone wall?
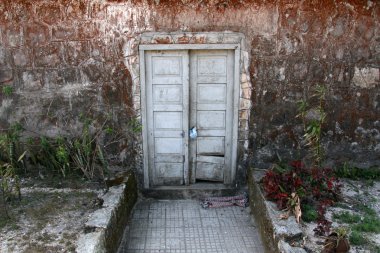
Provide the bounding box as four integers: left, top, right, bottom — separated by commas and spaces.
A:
0, 0, 379, 186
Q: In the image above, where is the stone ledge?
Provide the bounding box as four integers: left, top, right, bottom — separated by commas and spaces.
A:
248, 168, 307, 253
76, 172, 137, 253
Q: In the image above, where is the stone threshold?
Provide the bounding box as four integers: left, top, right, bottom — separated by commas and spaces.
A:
76, 172, 138, 253
141, 182, 240, 199
248, 168, 307, 253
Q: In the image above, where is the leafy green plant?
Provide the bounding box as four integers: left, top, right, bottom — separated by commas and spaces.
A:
128, 117, 142, 133
297, 85, 327, 167
0, 123, 25, 171
27, 118, 110, 181
356, 204, 377, 216
0, 123, 28, 217
2, 85, 13, 96
29, 136, 71, 178
67, 119, 108, 180
333, 211, 361, 224
353, 216, 380, 233
302, 204, 318, 222
335, 163, 380, 180
0, 152, 26, 218
349, 230, 366, 245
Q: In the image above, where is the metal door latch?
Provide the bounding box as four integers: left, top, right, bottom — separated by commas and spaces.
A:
189, 127, 197, 139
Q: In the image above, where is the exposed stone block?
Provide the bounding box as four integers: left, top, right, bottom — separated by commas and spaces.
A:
0, 1, 33, 24
278, 33, 302, 56
176, 34, 191, 44
21, 70, 43, 91
42, 69, 63, 90
240, 98, 251, 110
240, 71, 249, 82
12, 49, 31, 67
239, 110, 249, 121
238, 130, 249, 140
292, 62, 308, 81
4, 25, 23, 47
0, 47, 11, 68
65, 41, 90, 66
36, 2, 62, 25
222, 33, 241, 44
25, 22, 50, 47
81, 60, 103, 83
205, 33, 223, 44
355, 16, 375, 41
251, 36, 276, 56
0, 26, 3, 44
241, 88, 251, 99
90, 2, 107, 20
332, 16, 350, 38
241, 81, 250, 89
152, 34, 173, 44
0, 69, 13, 83
77, 21, 99, 40
65, 0, 89, 20
140, 34, 154, 44
58, 68, 79, 84
90, 40, 105, 61
52, 22, 76, 41
352, 67, 379, 88
35, 43, 63, 68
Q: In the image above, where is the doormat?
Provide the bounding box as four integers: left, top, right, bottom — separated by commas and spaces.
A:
200, 192, 249, 208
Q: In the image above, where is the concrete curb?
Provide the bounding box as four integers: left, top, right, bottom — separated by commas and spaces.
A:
76, 172, 137, 253
248, 168, 307, 253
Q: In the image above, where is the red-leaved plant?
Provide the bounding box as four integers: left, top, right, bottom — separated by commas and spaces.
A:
262, 161, 342, 235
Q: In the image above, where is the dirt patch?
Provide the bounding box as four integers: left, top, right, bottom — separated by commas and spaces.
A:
0, 186, 102, 253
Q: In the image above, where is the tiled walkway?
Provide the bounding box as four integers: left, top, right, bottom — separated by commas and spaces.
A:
117, 199, 265, 253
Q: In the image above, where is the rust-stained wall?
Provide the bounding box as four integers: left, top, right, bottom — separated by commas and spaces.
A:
0, 0, 379, 186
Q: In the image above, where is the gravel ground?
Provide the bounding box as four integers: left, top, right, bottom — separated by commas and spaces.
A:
0, 187, 103, 253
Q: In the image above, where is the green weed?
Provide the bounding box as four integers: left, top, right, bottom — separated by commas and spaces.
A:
349, 230, 366, 245
335, 163, 380, 180
333, 211, 361, 224
353, 216, 380, 233
2, 85, 13, 96
302, 204, 318, 222
356, 204, 377, 216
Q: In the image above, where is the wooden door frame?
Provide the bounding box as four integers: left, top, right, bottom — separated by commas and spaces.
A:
139, 44, 241, 189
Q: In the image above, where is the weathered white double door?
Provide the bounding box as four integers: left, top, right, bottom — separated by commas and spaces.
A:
145, 50, 235, 186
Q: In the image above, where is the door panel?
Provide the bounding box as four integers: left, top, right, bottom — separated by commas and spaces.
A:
153, 85, 182, 104
190, 50, 234, 182
154, 112, 182, 130
195, 161, 224, 181
197, 84, 227, 104
146, 51, 189, 186
197, 111, 226, 129
156, 163, 183, 178
197, 137, 225, 155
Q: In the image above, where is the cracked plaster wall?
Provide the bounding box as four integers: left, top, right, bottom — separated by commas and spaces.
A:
0, 0, 379, 186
